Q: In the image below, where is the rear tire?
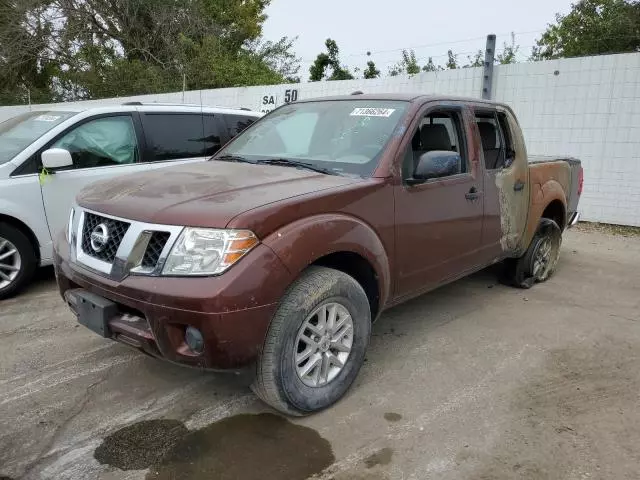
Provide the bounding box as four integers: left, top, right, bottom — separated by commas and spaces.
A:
503, 218, 562, 289
0, 223, 37, 300
252, 266, 371, 416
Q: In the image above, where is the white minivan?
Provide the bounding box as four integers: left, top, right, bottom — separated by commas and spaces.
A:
0, 103, 262, 299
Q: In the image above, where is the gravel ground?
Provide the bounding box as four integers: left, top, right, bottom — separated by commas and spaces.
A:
1, 228, 639, 480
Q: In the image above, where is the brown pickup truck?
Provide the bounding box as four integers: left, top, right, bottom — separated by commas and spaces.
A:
54, 93, 583, 415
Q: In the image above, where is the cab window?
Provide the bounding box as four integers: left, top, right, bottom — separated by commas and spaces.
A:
402, 109, 467, 180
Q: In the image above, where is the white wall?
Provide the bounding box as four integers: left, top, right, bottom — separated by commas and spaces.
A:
2, 52, 639, 226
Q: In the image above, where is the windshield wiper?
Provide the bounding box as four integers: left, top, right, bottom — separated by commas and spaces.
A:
214, 154, 256, 164
256, 158, 339, 176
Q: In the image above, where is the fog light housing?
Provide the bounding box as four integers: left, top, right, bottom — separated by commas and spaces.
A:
185, 326, 204, 354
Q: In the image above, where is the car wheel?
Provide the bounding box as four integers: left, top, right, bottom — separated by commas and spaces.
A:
0, 223, 37, 300
503, 218, 562, 289
252, 266, 371, 416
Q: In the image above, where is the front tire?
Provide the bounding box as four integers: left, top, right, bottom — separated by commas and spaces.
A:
0, 223, 37, 300
252, 266, 371, 416
504, 218, 562, 289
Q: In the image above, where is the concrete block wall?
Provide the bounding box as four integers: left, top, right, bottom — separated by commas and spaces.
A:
1, 52, 639, 226
494, 54, 640, 226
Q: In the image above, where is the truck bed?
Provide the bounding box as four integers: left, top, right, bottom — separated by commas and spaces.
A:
528, 155, 582, 226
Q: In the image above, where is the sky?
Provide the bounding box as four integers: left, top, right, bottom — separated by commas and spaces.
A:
262, 0, 575, 79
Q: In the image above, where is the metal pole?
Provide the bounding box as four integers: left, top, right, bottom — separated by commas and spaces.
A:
482, 34, 496, 100
182, 73, 186, 103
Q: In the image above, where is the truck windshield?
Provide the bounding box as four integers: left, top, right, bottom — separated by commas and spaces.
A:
215, 100, 409, 177
0, 111, 77, 164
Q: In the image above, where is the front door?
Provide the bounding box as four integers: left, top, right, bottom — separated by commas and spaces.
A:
394, 106, 484, 299
40, 112, 210, 239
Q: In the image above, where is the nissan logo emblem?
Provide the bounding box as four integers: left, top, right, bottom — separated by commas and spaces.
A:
90, 223, 110, 252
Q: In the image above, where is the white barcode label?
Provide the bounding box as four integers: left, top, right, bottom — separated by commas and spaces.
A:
34, 115, 61, 122
350, 108, 395, 117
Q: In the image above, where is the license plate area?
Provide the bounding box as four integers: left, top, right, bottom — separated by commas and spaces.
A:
68, 289, 118, 338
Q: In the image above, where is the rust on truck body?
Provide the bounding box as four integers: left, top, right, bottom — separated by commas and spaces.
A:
54, 93, 582, 371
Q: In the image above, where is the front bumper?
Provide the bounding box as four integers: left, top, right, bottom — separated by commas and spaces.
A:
53, 233, 293, 370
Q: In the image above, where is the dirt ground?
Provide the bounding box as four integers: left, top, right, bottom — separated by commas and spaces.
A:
1, 228, 639, 480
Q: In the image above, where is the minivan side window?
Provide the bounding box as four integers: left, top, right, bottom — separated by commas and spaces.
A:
52, 115, 139, 169
224, 114, 257, 137
141, 113, 204, 161
203, 115, 223, 156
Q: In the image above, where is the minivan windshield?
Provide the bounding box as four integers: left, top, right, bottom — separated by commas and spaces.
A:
215, 100, 409, 177
0, 111, 77, 164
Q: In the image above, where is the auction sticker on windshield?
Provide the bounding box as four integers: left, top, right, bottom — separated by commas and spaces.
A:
350, 108, 396, 117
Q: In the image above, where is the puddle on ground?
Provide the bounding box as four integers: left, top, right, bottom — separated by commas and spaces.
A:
383, 412, 402, 422
94, 419, 188, 470
95, 413, 334, 480
363, 447, 393, 468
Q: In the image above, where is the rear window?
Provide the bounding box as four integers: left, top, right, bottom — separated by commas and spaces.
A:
0, 111, 76, 164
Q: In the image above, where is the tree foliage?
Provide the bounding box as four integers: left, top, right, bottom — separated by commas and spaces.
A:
531, 0, 640, 60
309, 38, 354, 81
389, 49, 420, 76
0, 0, 300, 104
422, 57, 441, 72
496, 33, 520, 64
445, 50, 458, 69
363, 60, 380, 79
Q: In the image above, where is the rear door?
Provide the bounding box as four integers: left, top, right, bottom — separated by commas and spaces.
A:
474, 107, 529, 258
393, 104, 484, 299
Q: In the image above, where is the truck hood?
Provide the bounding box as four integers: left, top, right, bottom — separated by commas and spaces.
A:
77, 161, 358, 227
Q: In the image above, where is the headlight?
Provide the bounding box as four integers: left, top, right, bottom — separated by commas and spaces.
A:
162, 228, 258, 276
67, 207, 75, 244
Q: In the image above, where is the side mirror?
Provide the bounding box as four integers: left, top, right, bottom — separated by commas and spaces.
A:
42, 148, 73, 170
411, 150, 461, 183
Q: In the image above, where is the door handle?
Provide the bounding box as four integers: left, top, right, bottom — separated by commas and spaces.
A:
514, 180, 525, 191
465, 187, 480, 201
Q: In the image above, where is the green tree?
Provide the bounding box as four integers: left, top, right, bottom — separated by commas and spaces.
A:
422, 57, 442, 72
0, 0, 300, 104
445, 50, 458, 69
0, 0, 59, 104
363, 61, 381, 79
496, 33, 520, 64
465, 50, 484, 68
389, 49, 420, 76
531, 0, 640, 60
309, 38, 354, 81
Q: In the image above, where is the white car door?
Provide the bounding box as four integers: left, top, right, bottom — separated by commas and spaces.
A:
40, 113, 208, 239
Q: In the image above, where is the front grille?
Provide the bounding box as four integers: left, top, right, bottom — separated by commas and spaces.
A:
141, 231, 171, 269
81, 213, 130, 263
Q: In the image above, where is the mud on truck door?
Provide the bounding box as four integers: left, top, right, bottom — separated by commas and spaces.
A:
474, 107, 530, 260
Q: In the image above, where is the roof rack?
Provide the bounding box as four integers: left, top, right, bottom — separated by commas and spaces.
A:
120, 101, 254, 111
